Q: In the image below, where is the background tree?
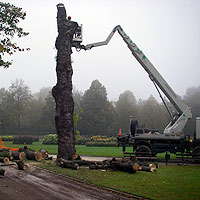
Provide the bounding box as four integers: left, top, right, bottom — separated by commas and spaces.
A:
137, 95, 166, 132
115, 90, 138, 133
78, 80, 116, 136
6, 79, 32, 135
0, 2, 29, 68
184, 86, 200, 136
73, 86, 83, 113
39, 91, 55, 132
0, 88, 8, 134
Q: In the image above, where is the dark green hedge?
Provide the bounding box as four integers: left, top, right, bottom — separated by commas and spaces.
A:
13, 136, 35, 144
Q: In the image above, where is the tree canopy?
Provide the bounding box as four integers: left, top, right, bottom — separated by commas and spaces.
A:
0, 79, 199, 137
0, 2, 29, 68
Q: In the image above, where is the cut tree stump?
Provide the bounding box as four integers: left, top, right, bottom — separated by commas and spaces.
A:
0, 169, 7, 176
0, 157, 9, 163
52, 4, 78, 160
16, 161, 29, 171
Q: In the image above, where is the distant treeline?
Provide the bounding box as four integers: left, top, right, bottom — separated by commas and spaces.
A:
0, 79, 199, 137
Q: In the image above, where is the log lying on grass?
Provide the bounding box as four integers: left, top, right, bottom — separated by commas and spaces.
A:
12, 151, 26, 161
16, 161, 29, 171
39, 149, 48, 158
0, 157, 9, 163
19, 146, 43, 161
59, 158, 79, 170
89, 165, 112, 170
73, 159, 102, 166
139, 166, 154, 172
89, 157, 158, 173
25, 151, 42, 161
0, 169, 7, 176
0, 150, 13, 160
110, 159, 139, 173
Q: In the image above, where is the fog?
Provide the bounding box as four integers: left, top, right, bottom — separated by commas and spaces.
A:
1, 0, 200, 101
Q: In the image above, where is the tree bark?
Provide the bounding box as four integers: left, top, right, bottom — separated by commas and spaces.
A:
52, 4, 78, 160
12, 151, 26, 161
16, 160, 29, 171
59, 158, 79, 170
25, 151, 42, 161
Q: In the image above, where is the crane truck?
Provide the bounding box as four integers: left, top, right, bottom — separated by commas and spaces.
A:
73, 24, 200, 161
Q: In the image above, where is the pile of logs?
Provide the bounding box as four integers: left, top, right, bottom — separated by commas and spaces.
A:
0, 146, 48, 175
58, 156, 158, 173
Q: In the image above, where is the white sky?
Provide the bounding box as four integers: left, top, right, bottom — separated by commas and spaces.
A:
1, 0, 200, 101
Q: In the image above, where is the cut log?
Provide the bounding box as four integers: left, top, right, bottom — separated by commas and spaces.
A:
16, 161, 29, 171
44, 156, 53, 160
102, 159, 111, 166
59, 159, 79, 170
72, 154, 81, 160
149, 163, 157, 171
39, 149, 48, 158
0, 169, 7, 176
0, 163, 16, 167
25, 151, 42, 161
132, 162, 141, 171
0, 157, 9, 163
89, 165, 111, 170
111, 160, 137, 173
12, 151, 26, 161
0, 151, 12, 159
73, 160, 102, 166
139, 166, 154, 172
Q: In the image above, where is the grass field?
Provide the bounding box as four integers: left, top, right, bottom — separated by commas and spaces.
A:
3, 141, 175, 158
3, 141, 200, 199
36, 160, 200, 200
3, 141, 128, 157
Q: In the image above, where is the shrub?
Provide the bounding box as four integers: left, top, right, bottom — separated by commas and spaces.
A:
86, 142, 116, 147
91, 135, 117, 143
13, 135, 33, 144
1, 135, 13, 141
42, 134, 58, 145
76, 138, 90, 145
32, 136, 39, 142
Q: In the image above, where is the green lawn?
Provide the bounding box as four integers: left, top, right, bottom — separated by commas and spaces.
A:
37, 160, 200, 200
3, 141, 200, 199
3, 141, 126, 156
3, 141, 175, 158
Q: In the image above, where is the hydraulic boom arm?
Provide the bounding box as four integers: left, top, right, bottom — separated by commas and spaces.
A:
80, 25, 192, 135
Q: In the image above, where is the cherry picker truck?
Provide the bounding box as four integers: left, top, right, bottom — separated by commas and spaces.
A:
72, 24, 200, 161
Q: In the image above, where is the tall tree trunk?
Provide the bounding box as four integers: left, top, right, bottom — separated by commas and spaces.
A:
52, 4, 78, 160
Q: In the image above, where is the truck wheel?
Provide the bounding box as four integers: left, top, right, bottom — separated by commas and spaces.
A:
135, 145, 151, 157
192, 146, 200, 163
130, 120, 138, 136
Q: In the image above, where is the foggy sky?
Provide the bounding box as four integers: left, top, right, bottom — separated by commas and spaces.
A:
1, 0, 200, 101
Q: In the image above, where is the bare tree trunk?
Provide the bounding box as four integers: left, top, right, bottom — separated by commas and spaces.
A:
52, 4, 78, 160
